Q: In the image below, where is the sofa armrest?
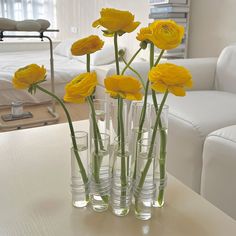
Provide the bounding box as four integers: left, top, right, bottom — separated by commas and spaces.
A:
107, 57, 218, 91
168, 58, 218, 90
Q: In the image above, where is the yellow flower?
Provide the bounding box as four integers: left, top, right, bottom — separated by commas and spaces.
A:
104, 75, 143, 100
64, 72, 97, 103
136, 26, 153, 42
71, 35, 104, 56
13, 64, 46, 89
149, 63, 192, 96
137, 20, 184, 50
92, 8, 140, 35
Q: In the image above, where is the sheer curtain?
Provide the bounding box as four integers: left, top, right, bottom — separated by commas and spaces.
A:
0, 0, 56, 27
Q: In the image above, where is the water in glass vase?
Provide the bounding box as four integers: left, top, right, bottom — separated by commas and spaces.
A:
111, 146, 132, 216
71, 131, 89, 208
90, 145, 111, 212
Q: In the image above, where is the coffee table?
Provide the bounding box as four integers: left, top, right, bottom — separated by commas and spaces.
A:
0, 120, 235, 236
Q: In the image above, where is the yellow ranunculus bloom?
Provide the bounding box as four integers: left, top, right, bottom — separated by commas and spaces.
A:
137, 20, 184, 50
92, 8, 140, 35
71, 35, 104, 56
104, 75, 143, 100
13, 64, 46, 89
64, 72, 97, 103
149, 63, 192, 96
136, 26, 153, 42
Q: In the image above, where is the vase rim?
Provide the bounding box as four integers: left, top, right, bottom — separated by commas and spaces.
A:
92, 132, 110, 142
71, 131, 88, 139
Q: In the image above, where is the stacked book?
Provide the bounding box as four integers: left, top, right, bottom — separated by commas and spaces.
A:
148, 0, 190, 59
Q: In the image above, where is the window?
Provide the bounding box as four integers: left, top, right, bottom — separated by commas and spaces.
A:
0, 0, 56, 28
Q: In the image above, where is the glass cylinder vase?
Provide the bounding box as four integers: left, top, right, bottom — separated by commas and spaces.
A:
71, 131, 89, 208
109, 100, 128, 146
111, 137, 132, 216
150, 104, 169, 208
89, 133, 111, 212
133, 138, 157, 220
128, 101, 152, 182
89, 99, 110, 147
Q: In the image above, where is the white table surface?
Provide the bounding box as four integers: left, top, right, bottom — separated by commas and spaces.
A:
0, 120, 236, 236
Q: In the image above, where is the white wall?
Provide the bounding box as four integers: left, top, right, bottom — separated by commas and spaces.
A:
3, 1, 235, 58
56, 0, 149, 58
57, 0, 236, 59
188, 0, 236, 58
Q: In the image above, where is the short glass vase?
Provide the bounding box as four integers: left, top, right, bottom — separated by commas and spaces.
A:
89, 133, 111, 212
111, 138, 132, 216
150, 104, 169, 208
71, 131, 89, 208
133, 138, 157, 220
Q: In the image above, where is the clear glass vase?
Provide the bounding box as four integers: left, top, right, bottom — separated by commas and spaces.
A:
150, 104, 169, 208
128, 101, 152, 181
89, 99, 110, 146
109, 100, 128, 147
71, 131, 89, 208
89, 133, 111, 212
133, 138, 157, 220
111, 138, 132, 216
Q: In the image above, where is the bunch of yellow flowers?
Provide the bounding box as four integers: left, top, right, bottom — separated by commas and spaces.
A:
12, 7, 192, 218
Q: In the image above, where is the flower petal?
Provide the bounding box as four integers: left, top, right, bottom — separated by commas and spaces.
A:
168, 86, 186, 96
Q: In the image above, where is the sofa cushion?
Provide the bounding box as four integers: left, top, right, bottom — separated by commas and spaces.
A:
147, 90, 236, 192
155, 90, 236, 137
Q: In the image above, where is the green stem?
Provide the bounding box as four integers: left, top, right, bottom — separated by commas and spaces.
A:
88, 97, 99, 153
133, 80, 149, 180
114, 33, 127, 200
86, 54, 103, 150
150, 43, 159, 116
36, 85, 89, 199
118, 97, 126, 184
154, 50, 165, 67
121, 47, 142, 75
114, 33, 120, 75
151, 49, 165, 113
135, 90, 169, 204
150, 43, 154, 68
120, 55, 145, 88
158, 128, 167, 205
86, 54, 90, 72
114, 32, 121, 143
118, 96, 127, 203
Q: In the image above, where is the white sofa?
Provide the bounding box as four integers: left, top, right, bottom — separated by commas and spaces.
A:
201, 125, 236, 219
103, 44, 236, 219
152, 47, 236, 193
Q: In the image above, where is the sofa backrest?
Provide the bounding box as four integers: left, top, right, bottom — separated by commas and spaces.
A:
215, 44, 236, 93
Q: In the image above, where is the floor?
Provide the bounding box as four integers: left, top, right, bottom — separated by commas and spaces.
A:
0, 102, 89, 132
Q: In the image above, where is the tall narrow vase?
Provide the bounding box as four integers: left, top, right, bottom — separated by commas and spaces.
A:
133, 138, 157, 220
111, 138, 132, 216
151, 104, 169, 208
128, 101, 152, 181
89, 99, 109, 145
89, 133, 111, 212
109, 100, 128, 145
71, 131, 89, 208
